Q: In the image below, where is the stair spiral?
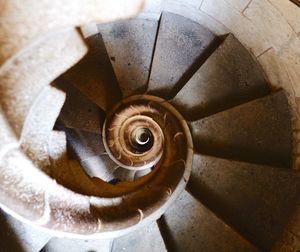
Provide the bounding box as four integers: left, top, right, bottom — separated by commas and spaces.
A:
0, 1, 300, 251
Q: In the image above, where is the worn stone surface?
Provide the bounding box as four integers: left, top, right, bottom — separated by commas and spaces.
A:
65, 128, 118, 181
57, 80, 104, 134
98, 18, 158, 97
223, 0, 251, 12
277, 34, 300, 98
46, 188, 100, 235
138, 0, 162, 20
282, 199, 300, 239
171, 34, 270, 120
200, 0, 270, 56
0, 0, 196, 241
63, 34, 122, 112
48, 131, 79, 191
0, 29, 86, 137
112, 221, 167, 252
0, 0, 143, 65
190, 91, 292, 168
188, 153, 300, 250
81, 24, 99, 38
244, 0, 294, 52
272, 230, 300, 252
161, 190, 259, 252
20, 86, 65, 175
0, 149, 47, 222
65, 128, 105, 159
163, 0, 229, 36
0, 0, 299, 250
0, 109, 18, 155
257, 47, 294, 94
0, 209, 52, 252
42, 237, 112, 252
269, 0, 300, 33
147, 12, 217, 99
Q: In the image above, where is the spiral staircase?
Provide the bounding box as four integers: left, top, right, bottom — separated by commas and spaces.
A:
0, 1, 300, 252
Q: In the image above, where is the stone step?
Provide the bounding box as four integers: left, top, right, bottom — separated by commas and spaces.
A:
0, 209, 52, 252
160, 190, 259, 252
41, 237, 112, 252
56, 79, 105, 134
189, 91, 292, 168
63, 34, 122, 112
98, 18, 159, 97
63, 128, 118, 182
63, 128, 105, 159
112, 222, 167, 252
63, 128, 136, 182
171, 34, 270, 120
147, 12, 218, 99
188, 153, 300, 250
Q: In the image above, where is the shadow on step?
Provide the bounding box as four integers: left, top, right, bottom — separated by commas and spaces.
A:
188, 155, 300, 251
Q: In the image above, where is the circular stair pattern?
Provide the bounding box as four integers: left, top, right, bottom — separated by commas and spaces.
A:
0, 1, 299, 251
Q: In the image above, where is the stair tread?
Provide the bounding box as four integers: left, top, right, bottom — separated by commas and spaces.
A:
147, 12, 217, 99
57, 80, 104, 134
189, 91, 292, 167
65, 128, 119, 181
112, 222, 167, 252
188, 153, 300, 250
98, 18, 158, 97
80, 155, 117, 181
171, 34, 270, 120
64, 129, 104, 158
162, 190, 259, 252
0, 209, 52, 252
42, 237, 112, 252
63, 34, 122, 111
